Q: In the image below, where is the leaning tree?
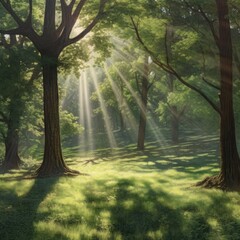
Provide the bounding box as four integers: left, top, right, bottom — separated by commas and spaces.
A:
0, 0, 108, 177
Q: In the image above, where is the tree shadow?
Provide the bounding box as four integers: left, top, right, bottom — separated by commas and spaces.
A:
0, 177, 59, 239
82, 178, 212, 240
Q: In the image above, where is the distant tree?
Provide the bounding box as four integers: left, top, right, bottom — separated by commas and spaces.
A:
0, 35, 40, 171
0, 0, 109, 177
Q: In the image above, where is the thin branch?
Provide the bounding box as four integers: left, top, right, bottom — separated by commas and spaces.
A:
0, 0, 24, 26
200, 48, 220, 90
67, 0, 108, 46
164, 25, 169, 65
131, 17, 221, 115
0, 28, 23, 35
71, 0, 88, 25
130, 17, 173, 75
26, 0, 33, 24
197, 5, 220, 48
147, 82, 154, 91
183, 1, 219, 48
202, 76, 220, 90
169, 66, 220, 114
56, 0, 69, 38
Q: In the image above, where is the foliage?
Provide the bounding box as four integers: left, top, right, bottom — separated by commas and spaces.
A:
60, 110, 84, 143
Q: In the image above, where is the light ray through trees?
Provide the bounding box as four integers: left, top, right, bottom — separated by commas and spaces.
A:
103, 63, 138, 141
78, 72, 95, 151
113, 64, 165, 146
90, 67, 117, 148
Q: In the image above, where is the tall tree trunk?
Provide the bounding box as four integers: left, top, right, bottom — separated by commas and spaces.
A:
167, 73, 180, 144
217, 0, 240, 188
137, 58, 149, 151
171, 106, 179, 144
35, 55, 78, 177
119, 83, 126, 131
198, 0, 240, 190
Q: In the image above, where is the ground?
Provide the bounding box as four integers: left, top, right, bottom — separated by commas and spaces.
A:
0, 134, 240, 240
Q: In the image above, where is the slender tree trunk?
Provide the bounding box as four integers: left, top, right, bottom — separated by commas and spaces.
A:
119, 82, 126, 131
35, 55, 78, 177
167, 73, 180, 144
2, 127, 21, 171
1, 94, 22, 171
137, 59, 149, 151
171, 106, 179, 144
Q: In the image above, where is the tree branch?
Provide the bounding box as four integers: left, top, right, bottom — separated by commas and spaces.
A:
0, 0, 24, 26
200, 48, 220, 90
164, 25, 170, 65
202, 75, 220, 90
131, 17, 221, 115
197, 5, 220, 48
26, 0, 33, 24
66, 0, 108, 46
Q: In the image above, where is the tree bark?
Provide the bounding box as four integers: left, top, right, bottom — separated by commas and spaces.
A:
35, 55, 78, 177
137, 58, 149, 151
2, 127, 21, 171
198, 0, 240, 190
217, 0, 240, 188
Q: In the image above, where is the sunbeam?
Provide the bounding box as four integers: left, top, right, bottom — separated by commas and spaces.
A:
78, 72, 95, 151
89, 67, 118, 148
113, 64, 166, 146
103, 63, 138, 142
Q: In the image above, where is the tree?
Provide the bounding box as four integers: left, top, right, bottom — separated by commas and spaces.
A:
0, 34, 40, 171
136, 55, 153, 150
198, 0, 240, 189
0, 0, 108, 177
131, 0, 240, 190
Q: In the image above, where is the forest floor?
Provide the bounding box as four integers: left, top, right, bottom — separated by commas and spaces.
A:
1, 134, 240, 240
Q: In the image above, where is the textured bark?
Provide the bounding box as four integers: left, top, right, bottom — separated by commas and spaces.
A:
137, 58, 150, 151
217, 0, 240, 188
0, 0, 107, 177
35, 55, 79, 177
197, 0, 240, 190
2, 128, 21, 170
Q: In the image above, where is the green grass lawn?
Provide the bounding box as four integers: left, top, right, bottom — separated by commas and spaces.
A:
1, 134, 240, 240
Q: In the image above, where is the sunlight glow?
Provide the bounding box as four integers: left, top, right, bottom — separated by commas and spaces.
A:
103, 63, 138, 141
79, 72, 95, 151
89, 67, 117, 148
113, 62, 166, 146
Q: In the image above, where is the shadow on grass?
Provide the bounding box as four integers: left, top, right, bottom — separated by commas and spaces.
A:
0, 177, 59, 240
69, 134, 220, 179
80, 178, 215, 240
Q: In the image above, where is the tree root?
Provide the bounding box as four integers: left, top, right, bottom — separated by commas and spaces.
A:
195, 174, 240, 191
33, 166, 84, 178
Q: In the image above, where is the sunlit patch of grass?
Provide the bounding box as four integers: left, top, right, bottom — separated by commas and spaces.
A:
0, 134, 240, 239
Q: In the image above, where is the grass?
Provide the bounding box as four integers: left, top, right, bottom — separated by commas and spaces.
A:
1, 134, 240, 240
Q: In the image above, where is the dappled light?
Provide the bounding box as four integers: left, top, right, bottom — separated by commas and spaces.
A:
0, 134, 239, 239
0, 0, 240, 239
